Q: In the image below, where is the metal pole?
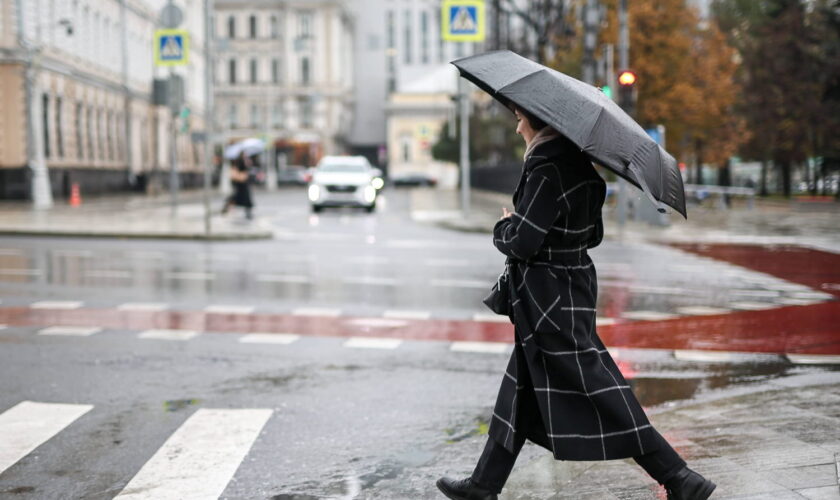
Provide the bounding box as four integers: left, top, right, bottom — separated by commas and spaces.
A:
582, 0, 599, 85
203, 0, 214, 236
606, 44, 615, 101
459, 77, 470, 216
617, 0, 629, 227
169, 71, 179, 217
120, 0, 133, 186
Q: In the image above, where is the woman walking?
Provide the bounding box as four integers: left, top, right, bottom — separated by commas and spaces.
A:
436, 106, 715, 500
221, 152, 254, 220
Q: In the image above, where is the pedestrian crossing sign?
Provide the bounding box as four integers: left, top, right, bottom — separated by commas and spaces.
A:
442, 0, 485, 42
154, 29, 190, 67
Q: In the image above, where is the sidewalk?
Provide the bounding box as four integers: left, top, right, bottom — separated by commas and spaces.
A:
411, 188, 840, 252
0, 190, 273, 240
501, 370, 840, 499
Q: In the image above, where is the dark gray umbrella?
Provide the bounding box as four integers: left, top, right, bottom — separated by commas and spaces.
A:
452, 50, 687, 218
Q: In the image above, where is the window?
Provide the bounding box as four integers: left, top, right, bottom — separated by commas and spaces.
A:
387, 10, 396, 92
299, 98, 313, 128
87, 108, 94, 159
403, 10, 412, 64
272, 102, 283, 128
98, 110, 104, 160
42, 94, 50, 159
249, 15, 257, 38
421, 11, 429, 64
249, 58, 258, 83
270, 15, 280, 38
272, 58, 281, 83
228, 103, 238, 129
55, 97, 64, 158
228, 15, 235, 38
229, 59, 237, 84
250, 103, 260, 128
76, 102, 83, 159
401, 133, 412, 162
106, 111, 113, 161
299, 11, 312, 37
300, 56, 310, 85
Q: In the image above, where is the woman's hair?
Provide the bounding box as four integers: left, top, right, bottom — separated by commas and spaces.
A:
513, 105, 548, 131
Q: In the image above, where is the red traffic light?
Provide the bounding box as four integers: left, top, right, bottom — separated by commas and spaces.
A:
618, 70, 637, 86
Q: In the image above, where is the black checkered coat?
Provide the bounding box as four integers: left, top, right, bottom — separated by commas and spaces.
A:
487, 135, 659, 460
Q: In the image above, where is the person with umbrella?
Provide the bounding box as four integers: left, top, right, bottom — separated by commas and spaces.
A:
436, 52, 715, 500
221, 150, 255, 220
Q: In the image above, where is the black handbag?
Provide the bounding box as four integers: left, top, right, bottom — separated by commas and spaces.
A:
482, 264, 511, 316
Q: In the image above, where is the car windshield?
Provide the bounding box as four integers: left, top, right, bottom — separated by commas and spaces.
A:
318, 164, 367, 173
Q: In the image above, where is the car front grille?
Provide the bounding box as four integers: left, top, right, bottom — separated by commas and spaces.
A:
326, 185, 358, 193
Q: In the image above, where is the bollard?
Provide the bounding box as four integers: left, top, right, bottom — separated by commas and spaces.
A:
69, 183, 82, 207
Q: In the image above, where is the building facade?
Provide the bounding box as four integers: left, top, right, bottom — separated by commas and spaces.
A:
213, 0, 354, 168
0, 0, 211, 201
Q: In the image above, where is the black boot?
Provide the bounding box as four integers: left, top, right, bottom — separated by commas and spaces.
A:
665, 467, 716, 500
436, 477, 498, 500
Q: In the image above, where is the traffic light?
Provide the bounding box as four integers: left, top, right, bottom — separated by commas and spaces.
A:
617, 69, 637, 117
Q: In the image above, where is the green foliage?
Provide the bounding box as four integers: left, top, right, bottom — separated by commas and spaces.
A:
431, 103, 524, 165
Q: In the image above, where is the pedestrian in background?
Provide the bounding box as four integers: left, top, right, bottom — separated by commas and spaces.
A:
221, 152, 254, 220
436, 106, 715, 500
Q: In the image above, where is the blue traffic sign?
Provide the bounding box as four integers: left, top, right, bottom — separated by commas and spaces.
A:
154, 29, 190, 66
442, 0, 485, 42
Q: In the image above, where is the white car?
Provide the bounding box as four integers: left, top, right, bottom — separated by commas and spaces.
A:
308, 156, 379, 213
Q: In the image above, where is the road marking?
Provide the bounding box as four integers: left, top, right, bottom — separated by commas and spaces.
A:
138, 329, 199, 341
204, 305, 256, 315
0, 401, 94, 475
346, 318, 408, 328
451, 341, 510, 354
38, 326, 102, 336
789, 291, 834, 300
239, 333, 300, 345
292, 307, 341, 317
342, 276, 398, 286
345, 256, 391, 264
343, 337, 402, 350
786, 354, 840, 365
0, 325, 6, 330
114, 408, 272, 500
596, 317, 618, 326
763, 282, 809, 292
472, 313, 510, 323
256, 274, 310, 284
776, 297, 822, 306
627, 285, 695, 295
675, 306, 731, 316
431, 279, 489, 289
621, 311, 679, 321
117, 302, 170, 312
383, 310, 431, 320
30, 301, 83, 310
84, 270, 132, 279
0, 269, 42, 276
729, 301, 777, 311
164, 272, 215, 281
674, 350, 748, 363
730, 289, 781, 298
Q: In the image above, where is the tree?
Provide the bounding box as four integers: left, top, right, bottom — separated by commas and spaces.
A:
498, 0, 576, 64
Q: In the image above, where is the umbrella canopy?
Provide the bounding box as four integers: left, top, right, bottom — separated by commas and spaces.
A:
224, 138, 265, 160
451, 50, 687, 218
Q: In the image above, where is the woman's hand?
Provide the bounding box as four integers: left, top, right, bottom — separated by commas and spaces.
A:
501, 207, 513, 220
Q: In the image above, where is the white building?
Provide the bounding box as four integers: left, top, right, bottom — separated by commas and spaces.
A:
212, 0, 354, 168
0, 0, 210, 200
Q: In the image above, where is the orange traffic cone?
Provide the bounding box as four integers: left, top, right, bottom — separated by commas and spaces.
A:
69, 183, 82, 207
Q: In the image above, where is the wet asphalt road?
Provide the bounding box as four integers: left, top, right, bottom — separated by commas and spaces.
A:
1, 187, 838, 499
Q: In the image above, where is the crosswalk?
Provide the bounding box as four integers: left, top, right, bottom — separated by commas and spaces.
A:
0, 401, 271, 499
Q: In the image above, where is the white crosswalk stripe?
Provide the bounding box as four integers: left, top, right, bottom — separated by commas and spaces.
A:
138, 329, 199, 341
30, 301, 83, 310
292, 307, 341, 317
472, 313, 510, 323
0, 401, 93, 474
621, 310, 678, 321
675, 306, 731, 316
239, 333, 300, 344
114, 408, 272, 500
383, 310, 431, 320
451, 341, 510, 354
38, 326, 102, 336
204, 305, 256, 315
343, 337, 402, 349
117, 302, 170, 312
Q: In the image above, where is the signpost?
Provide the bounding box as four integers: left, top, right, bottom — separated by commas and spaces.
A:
154, 23, 189, 217
442, 0, 485, 216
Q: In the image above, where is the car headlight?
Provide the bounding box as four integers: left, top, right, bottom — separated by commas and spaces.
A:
372, 177, 384, 190
308, 184, 320, 202
363, 186, 376, 203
